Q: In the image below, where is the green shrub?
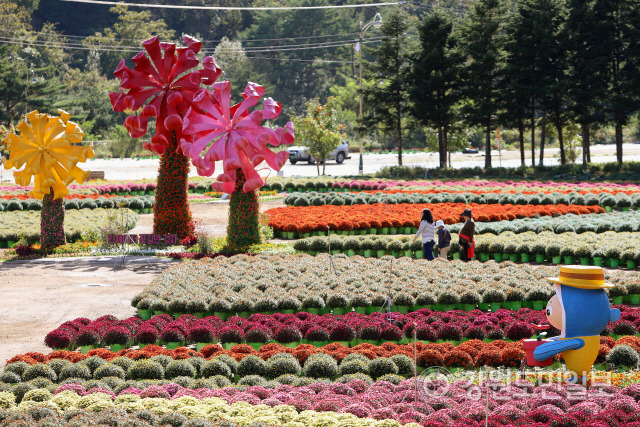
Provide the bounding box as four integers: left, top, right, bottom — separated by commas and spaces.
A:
80, 356, 107, 374
368, 357, 399, 380
482, 289, 505, 303
267, 355, 301, 378
338, 360, 369, 376
126, 360, 165, 380
165, 360, 197, 379
303, 354, 338, 378
237, 355, 268, 378
59, 364, 92, 381
45, 359, 71, 377
22, 364, 57, 382
237, 375, 267, 387
390, 354, 415, 376
377, 374, 405, 385
459, 290, 481, 305
606, 345, 640, 368
201, 360, 232, 379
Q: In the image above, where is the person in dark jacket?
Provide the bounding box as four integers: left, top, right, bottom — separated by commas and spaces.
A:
435, 220, 451, 259
458, 208, 475, 261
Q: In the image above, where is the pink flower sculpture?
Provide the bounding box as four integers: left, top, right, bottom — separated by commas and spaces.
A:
181, 81, 295, 193
109, 35, 221, 154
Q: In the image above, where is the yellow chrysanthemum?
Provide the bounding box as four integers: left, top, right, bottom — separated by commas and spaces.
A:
3, 109, 94, 200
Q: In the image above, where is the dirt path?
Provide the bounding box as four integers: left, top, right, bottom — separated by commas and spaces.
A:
0, 257, 181, 365
0, 200, 287, 365
129, 199, 286, 236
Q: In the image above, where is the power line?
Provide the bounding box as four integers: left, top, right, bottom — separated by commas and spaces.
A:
61, 0, 401, 11
0, 35, 380, 54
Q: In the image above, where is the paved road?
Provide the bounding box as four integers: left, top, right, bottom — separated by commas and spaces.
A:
1, 143, 639, 182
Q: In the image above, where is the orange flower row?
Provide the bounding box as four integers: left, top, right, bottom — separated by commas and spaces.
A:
266, 202, 605, 233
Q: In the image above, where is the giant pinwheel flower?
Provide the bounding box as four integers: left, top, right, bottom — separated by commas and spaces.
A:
4, 110, 93, 199
109, 35, 221, 153
181, 81, 295, 193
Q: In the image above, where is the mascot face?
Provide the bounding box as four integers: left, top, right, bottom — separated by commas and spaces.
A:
545, 294, 563, 330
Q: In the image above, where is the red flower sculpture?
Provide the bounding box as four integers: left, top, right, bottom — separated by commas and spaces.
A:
109, 35, 221, 153
181, 81, 295, 193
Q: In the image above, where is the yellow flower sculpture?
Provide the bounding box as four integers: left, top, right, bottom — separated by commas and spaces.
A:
4, 110, 94, 199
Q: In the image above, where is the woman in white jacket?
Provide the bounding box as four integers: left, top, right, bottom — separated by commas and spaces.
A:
412, 208, 435, 260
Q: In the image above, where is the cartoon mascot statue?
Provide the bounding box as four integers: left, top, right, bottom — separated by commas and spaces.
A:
533, 266, 621, 382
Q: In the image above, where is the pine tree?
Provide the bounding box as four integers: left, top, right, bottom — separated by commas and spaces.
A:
362, 7, 413, 166
410, 9, 463, 168
461, 0, 507, 169
566, 0, 610, 165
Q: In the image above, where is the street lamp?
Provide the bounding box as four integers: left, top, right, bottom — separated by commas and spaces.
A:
356, 12, 382, 174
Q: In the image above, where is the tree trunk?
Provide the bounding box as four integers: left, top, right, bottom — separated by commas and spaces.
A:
539, 110, 547, 167
518, 120, 525, 167
443, 124, 449, 169
228, 169, 261, 248
581, 123, 589, 165
322, 155, 326, 175
438, 125, 445, 168
154, 130, 193, 239
615, 120, 623, 164
556, 121, 566, 165
530, 105, 536, 167
397, 108, 403, 166
41, 190, 66, 251
484, 118, 492, 168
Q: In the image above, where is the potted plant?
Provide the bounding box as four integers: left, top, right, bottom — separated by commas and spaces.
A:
76, 329, 101, 353
167, 298, 188, 319
436, 290, 459, 312
278, 296, 302, 314
626, 282, 640, 305
525, 287, 550, 311
186, 300, 207, 318
415, 293, 436, 310
450, 241, 461, 260
482, 289, 505, 311
255, 297, 278, 315
293, 239, 311, 254
160, 327, 186, 350
459, 290, 480, 312
188, 323, 217, 351
209, 299, 232, 321
134, 327, 159, 349
546, 244, 562, 265
402, 240, 413, 258
105, 325, 132, 352
329, 323, 356, 347
505, 243, 518, 262
388, 239, 403, 258
601, 195, 617, 212
310, 237, 329, 254
218, 325, 245, 350
605, 247, 622, 268
150, 300, 168, 316
274, 325, 303, 348
490, 242, 504, 262
342, 237, 359, 257
475, 241, 490, 262
304, 326, 330, 347
608, 285, 627, 306
505, 288, 525, 311
327, 294, 350, 316
245, 325, 272, 351
523, 326, 553, 367
592, 248, 605, 266
575, 246, 592, 266
370, 294, 387, 314
517, 243, 530, 263
411, 239, 423, 258
393, 292, 415, 314
622, 249, 638, 270
560, 246, 575, 265
302, 295, 325, 315
136, 299, 153, 321
360, 238, 375, 258
359, 323, 382, 345
531, 243, 546, 263
373, 238, 387, 258
350, 294, 371, 315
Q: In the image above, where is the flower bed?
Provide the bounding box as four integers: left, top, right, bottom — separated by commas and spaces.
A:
0, 208, 137, 246
44, 308, 564, 351
266, 203, 604, 236
292, 231, 640, 269
0, 195, 154, 214
132, 255, 637, 318
284, 190, 640, 210
264, 177, 640, 194
6, 376, 640, 426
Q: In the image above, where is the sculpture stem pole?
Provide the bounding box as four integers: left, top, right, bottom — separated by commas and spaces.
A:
153, 130, 193, 239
